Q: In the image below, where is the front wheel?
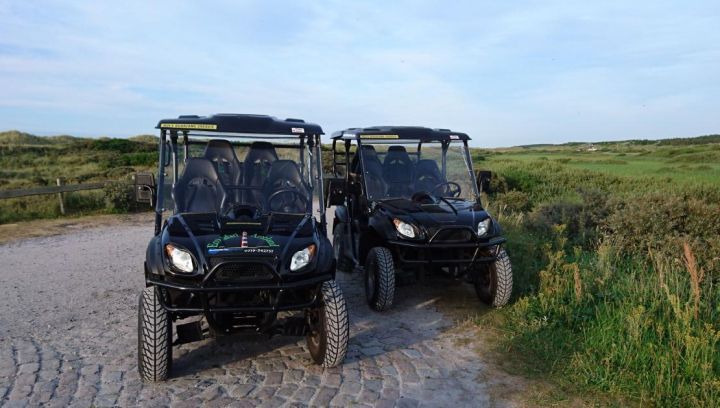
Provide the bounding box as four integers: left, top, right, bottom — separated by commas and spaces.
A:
475, 248, 513, 307
306, 281, 349, 367
138, 287, 172, 382
365, 247, 396, 311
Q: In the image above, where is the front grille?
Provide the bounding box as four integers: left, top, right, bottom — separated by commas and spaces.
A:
432, 228, 474, 243
211, 261, 275, 283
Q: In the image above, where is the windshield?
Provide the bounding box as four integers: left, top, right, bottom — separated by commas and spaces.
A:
161, 136, 322, 217
357, 140, 478, 201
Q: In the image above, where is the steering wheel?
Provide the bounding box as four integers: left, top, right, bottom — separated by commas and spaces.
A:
268, 188, 308, 212
431, 182, 461, 198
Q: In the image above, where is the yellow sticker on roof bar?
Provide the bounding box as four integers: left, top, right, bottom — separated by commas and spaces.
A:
160, 123, 218, 130
360, 134, 399, 139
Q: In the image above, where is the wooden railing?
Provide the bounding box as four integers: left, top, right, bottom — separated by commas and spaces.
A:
0, 179, 110, 215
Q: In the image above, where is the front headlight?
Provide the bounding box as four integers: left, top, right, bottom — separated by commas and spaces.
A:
477, 219, 492, 237
165, 244, 194, 273
290, 244, 316, 271
393, 219, 418, 239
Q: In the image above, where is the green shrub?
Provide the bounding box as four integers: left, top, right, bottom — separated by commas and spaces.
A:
103, 180, 134, 212
495, 190, 531, 212
525, 189, 609, 248
604, 192, 720, 265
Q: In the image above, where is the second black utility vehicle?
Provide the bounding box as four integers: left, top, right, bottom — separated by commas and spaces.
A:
135, 114, 348, 382
327, 126, 512, 311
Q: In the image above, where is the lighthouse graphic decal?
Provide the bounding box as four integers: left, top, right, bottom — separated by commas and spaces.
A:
206, 231, 279, 254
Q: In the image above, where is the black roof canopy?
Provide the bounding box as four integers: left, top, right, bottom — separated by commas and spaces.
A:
331, 126, 470, 142
156, 114, 323, 136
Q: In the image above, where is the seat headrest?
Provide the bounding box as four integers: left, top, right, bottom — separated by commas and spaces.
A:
360, 144, 381, 163
384, 145, 412, 164
415, 159, 441, 175
203, 139, 238, 163
179, 158, 221, 183
266, 160, 304, 187
245, 141, 278, 164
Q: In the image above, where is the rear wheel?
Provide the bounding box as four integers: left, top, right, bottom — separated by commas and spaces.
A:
307, 281, 349, 367
138, 287, 172, 382
475, 248, 513, 307
333, 222, 353, 273
365, 247, 395, 311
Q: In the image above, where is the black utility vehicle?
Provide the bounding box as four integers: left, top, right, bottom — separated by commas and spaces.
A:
136, 114, 348, 382
326, 126, 512, 311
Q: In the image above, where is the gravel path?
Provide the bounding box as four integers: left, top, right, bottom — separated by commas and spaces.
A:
0, 216, 525, 407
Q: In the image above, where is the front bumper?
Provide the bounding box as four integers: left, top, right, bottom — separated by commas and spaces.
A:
147, 257, 332, 313
387, 236, 506, 265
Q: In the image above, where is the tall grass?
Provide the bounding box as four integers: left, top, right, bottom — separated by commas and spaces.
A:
484, 158, 720, 406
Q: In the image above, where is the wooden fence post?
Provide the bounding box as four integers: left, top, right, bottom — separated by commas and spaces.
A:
56, 177, 66, 215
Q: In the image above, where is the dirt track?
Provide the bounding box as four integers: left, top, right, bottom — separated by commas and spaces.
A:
0, 214, 526, 407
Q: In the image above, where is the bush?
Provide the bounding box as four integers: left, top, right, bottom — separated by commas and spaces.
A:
495, 190, 531, 212
604, 192, 720, 265
526, 189, 610, 248
103, 180, 133, 212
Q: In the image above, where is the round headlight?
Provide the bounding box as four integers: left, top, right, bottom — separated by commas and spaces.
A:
290, 245, 316, 271
393, 219, 417, 239
477, 219, 492, 237
165, 244, 194, 273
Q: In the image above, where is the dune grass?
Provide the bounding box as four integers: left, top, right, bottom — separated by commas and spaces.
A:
479, 150, 720, 406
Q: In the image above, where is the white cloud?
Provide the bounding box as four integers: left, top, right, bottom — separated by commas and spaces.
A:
0, 0, 718, 145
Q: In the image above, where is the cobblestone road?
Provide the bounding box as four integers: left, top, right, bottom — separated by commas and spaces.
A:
0, 216, 525, 407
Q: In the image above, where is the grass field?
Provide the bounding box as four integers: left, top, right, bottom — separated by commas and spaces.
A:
478, 136, 720, 187
472, 135, 720, 406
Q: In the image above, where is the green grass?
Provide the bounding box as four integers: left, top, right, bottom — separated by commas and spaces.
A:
482, 151, 720, 186
0, 130, 156, 223
476, 145, 720, 406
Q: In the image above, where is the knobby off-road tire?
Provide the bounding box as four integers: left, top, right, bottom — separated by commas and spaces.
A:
138, 287, 172, 382
307, 280, 349, 367
475, 248, 513, 307
333, 223, 353, 273
365, 247, 396, 311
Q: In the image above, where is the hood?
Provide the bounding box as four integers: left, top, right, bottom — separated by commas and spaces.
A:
166, 212, 315, 258
376, 198, 490, 228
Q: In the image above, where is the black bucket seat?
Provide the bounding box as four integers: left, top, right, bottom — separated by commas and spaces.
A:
383, 145, 414, 197
263, 160, 309, 213
173, 158, 227, 213
242, 142, 278, 208
414, 159, 445, 193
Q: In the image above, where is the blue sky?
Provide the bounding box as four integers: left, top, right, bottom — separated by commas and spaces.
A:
0, 0, 718, 147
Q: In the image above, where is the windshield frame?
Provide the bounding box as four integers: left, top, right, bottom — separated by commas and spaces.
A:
357, 138, 479, 202
154, 129, 327, 234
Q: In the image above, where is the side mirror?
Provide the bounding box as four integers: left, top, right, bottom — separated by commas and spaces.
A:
133, 172, 156, 206
324, 178, 346, 208
476, 170, 492, 193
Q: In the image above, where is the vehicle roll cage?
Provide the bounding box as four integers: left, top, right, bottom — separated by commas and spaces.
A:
153, 114, 327, 236
329, 126, 480, 199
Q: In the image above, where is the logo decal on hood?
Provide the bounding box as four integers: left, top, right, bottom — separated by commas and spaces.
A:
206, 232, 280, 250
